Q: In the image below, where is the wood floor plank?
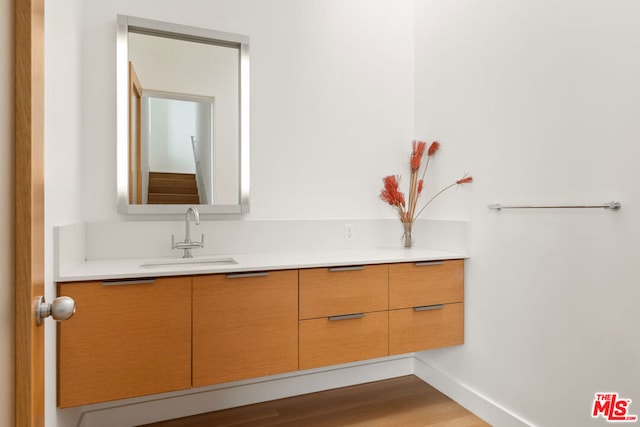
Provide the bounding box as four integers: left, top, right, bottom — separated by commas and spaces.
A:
140, 376, 489, 427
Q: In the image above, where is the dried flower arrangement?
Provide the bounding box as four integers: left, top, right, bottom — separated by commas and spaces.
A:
379, 140, 472, 246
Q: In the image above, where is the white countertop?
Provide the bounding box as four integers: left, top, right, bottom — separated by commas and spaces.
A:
56, 247, 467, 282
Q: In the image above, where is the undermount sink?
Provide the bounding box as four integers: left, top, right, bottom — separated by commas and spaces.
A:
140, 257, 238, 267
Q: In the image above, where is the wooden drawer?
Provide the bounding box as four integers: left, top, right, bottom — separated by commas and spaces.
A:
299, 311, 388, 370
192, 270, 298, 387
389, 260, 463, 309
389, 303, 464, 355
57, 277, 192, 407
299, 264, 388, 319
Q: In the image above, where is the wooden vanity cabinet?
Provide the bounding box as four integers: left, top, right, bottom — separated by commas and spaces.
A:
388, 260, 464, 355
56, 258, 465, 407
298, 265, 389, 370
192, 270, 299, 387
57, 277, 192, 408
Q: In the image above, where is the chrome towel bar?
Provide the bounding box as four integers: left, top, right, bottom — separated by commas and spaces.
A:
488, 201, 621, 211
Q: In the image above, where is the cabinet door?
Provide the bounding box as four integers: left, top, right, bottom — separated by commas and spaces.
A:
299, 265, 388, 319
57, 277, 192, 408
299, 311, 388, 370
389, 303, 464, 355
389, 260, 464, 309
193, 270, 298, 387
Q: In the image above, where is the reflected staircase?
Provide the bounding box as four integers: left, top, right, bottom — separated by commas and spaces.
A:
147, 172, 200, 204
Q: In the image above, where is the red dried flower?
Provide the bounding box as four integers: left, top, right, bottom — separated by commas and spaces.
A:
410, 140, 426, 171
456, 176, 473, 184
427, 141, 440, 156
380, 175, 405, 208
382, 175, 399, 194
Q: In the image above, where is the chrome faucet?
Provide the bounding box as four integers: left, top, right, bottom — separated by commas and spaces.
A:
172, 207, 205, 258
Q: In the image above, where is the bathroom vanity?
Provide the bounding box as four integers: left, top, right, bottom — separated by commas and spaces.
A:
56, 252, 464, 408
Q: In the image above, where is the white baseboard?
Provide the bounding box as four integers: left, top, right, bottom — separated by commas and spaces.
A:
413, 355, 533, 427
66, 353, 531, 427
75, 355, 414, 427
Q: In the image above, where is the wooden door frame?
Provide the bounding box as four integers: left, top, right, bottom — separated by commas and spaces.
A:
128, 61, 142, 204
15, 0, 45, 425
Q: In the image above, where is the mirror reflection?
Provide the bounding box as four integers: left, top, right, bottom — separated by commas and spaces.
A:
117, 15, 250, 214
141, 91, 214, 205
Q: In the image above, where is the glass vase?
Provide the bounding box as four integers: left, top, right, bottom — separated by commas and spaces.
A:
402, 222, 413, 248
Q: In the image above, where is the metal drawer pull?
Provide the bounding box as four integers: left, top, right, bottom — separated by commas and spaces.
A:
226, 271, 270, 279
328, 313, 365, 321
102, 278, 156, 286
328, 266, 365, 272
414, 261, 444, 267
414, 304, 445, 312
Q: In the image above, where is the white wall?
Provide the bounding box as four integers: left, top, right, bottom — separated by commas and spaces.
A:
44, 0, 86, 424
414, 1, 640, 425
147, 97, 198, 173
1, 0, 14, 425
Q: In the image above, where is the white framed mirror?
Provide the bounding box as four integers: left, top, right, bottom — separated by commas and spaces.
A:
116, 15, 250, 214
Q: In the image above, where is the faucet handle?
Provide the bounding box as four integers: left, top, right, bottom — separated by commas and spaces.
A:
171, 234, 188, 249
188, 234, 205, 248
171, 234, 204, 250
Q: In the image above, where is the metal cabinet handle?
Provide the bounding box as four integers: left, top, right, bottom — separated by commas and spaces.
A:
328, 313, 365, 321
328, 266, 365, 272
414, 261, 444, 267
413, 304, 445, 312
226, 272, 270, 279
102, 278, 156, 286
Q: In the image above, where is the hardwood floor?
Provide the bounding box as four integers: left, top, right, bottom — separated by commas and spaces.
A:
141, 376, 490, 427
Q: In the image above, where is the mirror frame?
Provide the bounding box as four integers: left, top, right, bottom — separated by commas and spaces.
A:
116, 15, 250, 214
